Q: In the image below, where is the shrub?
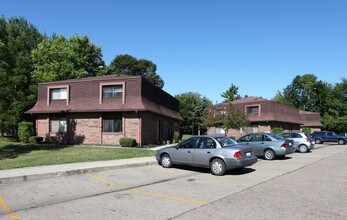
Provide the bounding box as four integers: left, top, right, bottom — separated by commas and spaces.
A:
272, 127, 283, 134
18, 122, 35, 143
29, 136, 43, 144
173, 131, 180, 143
119, 137, 137, 148
302, 127, 312, 134
45, 136, 58, 144
182, 134, 192, 140
229, 136, 236, 140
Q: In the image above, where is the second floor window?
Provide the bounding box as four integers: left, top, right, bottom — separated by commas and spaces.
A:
51, 88, 67, 100
103, 85, 123, 98
246, 106, 259, 115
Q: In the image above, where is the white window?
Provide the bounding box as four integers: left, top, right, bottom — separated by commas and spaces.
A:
50, 117, 67, 132
51, 88, 67, 100
102, 85, 123, 98
215, 127, 226, 134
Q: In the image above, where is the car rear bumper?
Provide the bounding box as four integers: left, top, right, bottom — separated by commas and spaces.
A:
224, 156, 258, 170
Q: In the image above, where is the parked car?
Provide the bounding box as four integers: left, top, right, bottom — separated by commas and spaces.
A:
338, 132, 347, 137
311, 131, 347, 145
237, 132, 295, 160
155, 135, 257, 176
279, 132, 315, 153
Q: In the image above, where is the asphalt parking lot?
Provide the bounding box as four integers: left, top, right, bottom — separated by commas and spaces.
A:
0, 143, 346, 220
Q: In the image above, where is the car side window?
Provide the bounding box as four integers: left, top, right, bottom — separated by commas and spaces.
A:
179, 137, 199, 149
282, 133, 291, 138
264, 135, 272, 141
292, 133, 301, 138
197, 138, 216, 149
239, 135, 253, 142
254, 134, 263, 141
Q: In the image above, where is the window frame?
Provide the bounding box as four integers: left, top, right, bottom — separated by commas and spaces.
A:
102, 115, 123, 133
49, 116, 67, 133
100, 82, 126, 104
246, 105, 260, 115
47, 85, 69, 106
102, 85, 123, 99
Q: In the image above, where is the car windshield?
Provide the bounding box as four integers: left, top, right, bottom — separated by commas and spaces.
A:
215, 137, 237, 147
267, 133, 285, 140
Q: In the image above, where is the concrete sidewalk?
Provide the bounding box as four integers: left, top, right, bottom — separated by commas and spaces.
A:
0, 156, 157, 184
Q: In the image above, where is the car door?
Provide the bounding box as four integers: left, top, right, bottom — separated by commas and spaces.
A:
192, 137, 217, 167
327, 132, 337, 142
252, 134, 268, 155
238, 134, 260, 154
172, 137, 198, 164
290, 133, 302, 148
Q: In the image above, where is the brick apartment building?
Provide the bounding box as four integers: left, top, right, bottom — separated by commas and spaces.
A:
26, 75, 182, 146
208, 97, 323, 138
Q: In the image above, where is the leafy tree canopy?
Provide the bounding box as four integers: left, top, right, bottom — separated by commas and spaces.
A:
108, 54, 164, 88
273, 74, 334, 114
273, 74, 347, 132
221, 84, 241, 102
0, 16, 43, 134
175, 92, 212, 134
32, 35, 106, 82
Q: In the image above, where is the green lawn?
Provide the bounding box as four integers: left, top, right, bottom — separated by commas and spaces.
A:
0, 139, 155, 170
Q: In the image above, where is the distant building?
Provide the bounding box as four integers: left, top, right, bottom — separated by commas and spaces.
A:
207, 97, 323, 137
26, 75, 182, 146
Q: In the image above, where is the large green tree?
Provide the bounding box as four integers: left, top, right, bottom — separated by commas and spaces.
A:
273, 74, 334, 115
108, 54, 164, 88
32, 35, 106, 82
0, 16, 44, 135
321, 77, 347, 132
221, 84, 241, 102
273, 74, 346, 132
175, 92, 212, 135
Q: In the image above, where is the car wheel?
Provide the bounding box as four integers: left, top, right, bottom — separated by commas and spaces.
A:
264, 149, 276, 160
315, 138, 322, 144
299, 144, 308, 153
210, 158, 226, 176
160, 154, 172, 168
338, 139, 346, 145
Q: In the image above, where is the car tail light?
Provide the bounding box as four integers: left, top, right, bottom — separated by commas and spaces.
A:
306, 138, 310, 143
281, 143, 287, 148
234, 151, 241, 158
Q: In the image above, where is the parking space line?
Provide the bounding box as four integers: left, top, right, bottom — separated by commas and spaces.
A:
0, 196, 20, 220
85, 173, 205, 205
196, 176, 258, 183
130, 189, 205, 205
144, 166, 258, 183
85, 173, 126, 188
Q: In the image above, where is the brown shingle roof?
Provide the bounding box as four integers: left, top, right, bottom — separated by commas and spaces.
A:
26, 75, 182, 121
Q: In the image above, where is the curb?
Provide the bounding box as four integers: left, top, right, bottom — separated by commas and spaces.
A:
0, 160, 158, 184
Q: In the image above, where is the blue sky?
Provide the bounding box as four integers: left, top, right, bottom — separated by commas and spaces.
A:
2, 0, 347, 103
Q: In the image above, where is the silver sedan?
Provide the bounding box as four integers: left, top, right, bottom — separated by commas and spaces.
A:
155, 135, 257, 176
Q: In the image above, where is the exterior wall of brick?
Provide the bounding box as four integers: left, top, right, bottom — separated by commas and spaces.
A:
36, 114, 49, 138
35, 111, 181, 146
141, 112, 180, 145
68, 113, 101, 145
28, 75, 182, 146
